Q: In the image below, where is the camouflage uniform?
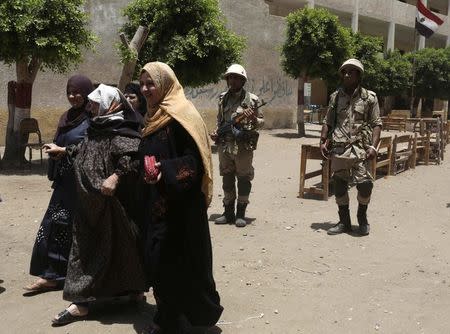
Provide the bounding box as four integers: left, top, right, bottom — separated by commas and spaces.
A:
324, 87, 382, 206
217, 89, 264, 206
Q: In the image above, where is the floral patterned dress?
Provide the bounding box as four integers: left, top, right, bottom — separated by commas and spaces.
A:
29, 118, 89, 283
62, 132, 146, 302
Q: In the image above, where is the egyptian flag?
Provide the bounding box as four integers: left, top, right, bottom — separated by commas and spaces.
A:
415, 0, 444, 38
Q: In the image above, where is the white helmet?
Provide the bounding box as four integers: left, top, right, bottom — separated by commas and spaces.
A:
224, 64, 247, 81
339, 58, 364, 74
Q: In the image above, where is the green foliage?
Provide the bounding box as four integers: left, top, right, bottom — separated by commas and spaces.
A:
0, 0, 96, 73
350, 32, 412, 97
350, 32, 384, 93
379, 50, 412, 97
120, 0, 245, 87
409, 47, 450, 100
281, 7, 351, 84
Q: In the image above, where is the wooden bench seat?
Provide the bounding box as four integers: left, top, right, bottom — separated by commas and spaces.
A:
299, 145, 330, 201
370, 136, 392, 177
391, 134, 413, 175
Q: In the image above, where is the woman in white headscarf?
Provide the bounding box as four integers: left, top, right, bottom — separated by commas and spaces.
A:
137, 62, 222, 334
44, 84, 146, 326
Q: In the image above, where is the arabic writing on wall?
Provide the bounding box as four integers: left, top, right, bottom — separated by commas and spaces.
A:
185, 76, 294, 103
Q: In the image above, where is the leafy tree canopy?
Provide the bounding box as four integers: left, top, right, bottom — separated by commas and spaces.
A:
408, 47, 450, 100
281, 7, 351, 84
0, 0, 96, 73
120, 0, 245, 87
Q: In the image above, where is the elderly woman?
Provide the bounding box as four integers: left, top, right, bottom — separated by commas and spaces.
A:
26, 75, 93, 293
45, 84, 146, 326
138, 62, 223, 334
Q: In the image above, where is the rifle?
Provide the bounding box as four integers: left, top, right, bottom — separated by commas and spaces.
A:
216, 100, 268, 138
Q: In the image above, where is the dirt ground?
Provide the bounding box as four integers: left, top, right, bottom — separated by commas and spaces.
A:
1, 125, 450, 334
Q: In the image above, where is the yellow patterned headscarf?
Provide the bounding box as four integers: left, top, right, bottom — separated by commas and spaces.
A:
140, 62, 213, 206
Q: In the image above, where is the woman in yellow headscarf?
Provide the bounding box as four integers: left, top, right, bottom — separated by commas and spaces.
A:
137, 62, 222, 333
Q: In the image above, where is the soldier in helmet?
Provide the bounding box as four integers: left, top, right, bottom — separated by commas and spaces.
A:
320, 58, 382, 236
210, 64, 264, 227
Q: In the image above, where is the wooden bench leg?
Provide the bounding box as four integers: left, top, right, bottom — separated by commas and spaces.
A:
299, 146, 307, 198
322, 159, 330, 201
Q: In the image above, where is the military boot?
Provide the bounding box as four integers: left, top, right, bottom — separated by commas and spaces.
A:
215, 203, 235, 225
235, 203, 247, 227
327, 205, 352, 235
357, 204, 370, 236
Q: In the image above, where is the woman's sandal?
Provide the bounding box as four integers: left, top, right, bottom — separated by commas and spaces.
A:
23, 281, 59, 293
51, 306, 88, 326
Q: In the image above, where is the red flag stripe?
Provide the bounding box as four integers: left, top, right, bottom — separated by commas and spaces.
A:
417, 0, 444, 25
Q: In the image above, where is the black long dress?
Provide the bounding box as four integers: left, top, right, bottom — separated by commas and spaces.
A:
138, 120, 223, 333
29, 118, 89, 283
62, 121, 146, 302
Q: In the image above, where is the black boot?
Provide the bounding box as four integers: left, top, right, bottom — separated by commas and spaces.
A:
357, 204, 370, 236
235, 203, 247, 227
215, 203, 235, 225
327, 205, 352, 235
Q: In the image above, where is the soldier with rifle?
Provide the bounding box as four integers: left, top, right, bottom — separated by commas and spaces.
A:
210, 64, 264, 227
320, 58, 382, 236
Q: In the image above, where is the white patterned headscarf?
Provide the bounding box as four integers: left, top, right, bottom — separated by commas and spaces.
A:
88, 84, 121, 116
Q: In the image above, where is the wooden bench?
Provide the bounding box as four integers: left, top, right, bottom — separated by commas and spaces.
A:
411, 131, 430, 168
299, 145, 330, 201
381, 115, 407, 132
391, 110, 411, 119
391, 134, 413, 175
370, 136, 392, 177
422, 118, 442, 164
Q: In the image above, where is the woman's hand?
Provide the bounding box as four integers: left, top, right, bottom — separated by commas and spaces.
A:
209, 129, 218, 142
43, 143, 66, 160
101, 173, 119, 196
144, 162, 162, 184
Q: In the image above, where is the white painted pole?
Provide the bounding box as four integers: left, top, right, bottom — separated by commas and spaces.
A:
418, 0, 427, 49
306, 0, 315, 8
351, 0, 359, 32
447, 0, 450, 46
387, 21, 396, 51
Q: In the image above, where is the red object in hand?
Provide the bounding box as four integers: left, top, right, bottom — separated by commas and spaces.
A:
144, 155, 160, 181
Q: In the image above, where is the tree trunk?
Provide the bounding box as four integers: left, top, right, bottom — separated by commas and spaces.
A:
118, 26, 149, 91
297, 75, 306, 137
2, 57, 40, 166
383, 96, 393, 116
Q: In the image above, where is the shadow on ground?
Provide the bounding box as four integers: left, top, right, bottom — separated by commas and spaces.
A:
310, 222, 367, 238
209, 213, 256, 225
270, 132, 321, 139
0, 160, 48, 176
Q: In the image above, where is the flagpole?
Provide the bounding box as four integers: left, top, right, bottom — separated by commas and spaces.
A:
410, 30, 418, 116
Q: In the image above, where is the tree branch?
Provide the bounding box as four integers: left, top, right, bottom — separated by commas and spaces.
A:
118, 26, 150, 91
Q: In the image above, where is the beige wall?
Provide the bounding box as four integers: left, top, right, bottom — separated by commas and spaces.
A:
0, 0, 298, 145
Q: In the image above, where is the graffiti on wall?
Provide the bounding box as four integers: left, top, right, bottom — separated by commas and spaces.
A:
185, 76, 294, 104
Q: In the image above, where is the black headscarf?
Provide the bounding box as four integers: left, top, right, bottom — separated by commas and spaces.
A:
124, 82, 147, 117
54, 75, 93, 141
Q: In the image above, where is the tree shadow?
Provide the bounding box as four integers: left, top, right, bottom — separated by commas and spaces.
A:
0, 279, 5, 295
447, 203, 450, 208
0, 160, 48, 176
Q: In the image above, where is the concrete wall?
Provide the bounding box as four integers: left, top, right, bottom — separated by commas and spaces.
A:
0, 0, 297, 145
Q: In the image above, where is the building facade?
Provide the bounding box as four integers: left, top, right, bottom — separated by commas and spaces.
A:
0, 0, 448, 144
